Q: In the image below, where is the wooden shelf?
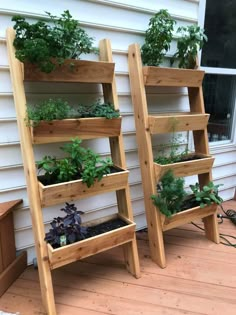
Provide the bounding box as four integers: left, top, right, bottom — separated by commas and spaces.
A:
143, 66, 205, 87
24, 59, 115, 83
162, 203, 217, 231
154, 154, 214, 178
47, 214, 135, 269
38, 166, 129, 207
148, 113, 209, 134
30, 117, 122, 144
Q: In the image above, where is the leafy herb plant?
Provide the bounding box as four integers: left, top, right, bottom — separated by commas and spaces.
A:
77, 100, 120, 119
141, 9, 176, 66
37, 138, 113, 187
26, 98, 72, 126
171, 25, 208, 69
151, 170, 187, 217
45, 202, 87, 247
26, 98, 119, 126
12, 10, 97, 73
190, 182, 223, 208
152, 170, 223, 217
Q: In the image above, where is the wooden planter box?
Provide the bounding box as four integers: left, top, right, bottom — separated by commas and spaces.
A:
47, 214, 136, 269
30, 117, 122, 144
154, 153, 215, 178
161, 203, 218, 231
38, 166, 129, 207
23, 59, 115, 83
148, 112, 209, 134
143, 66, 205, 87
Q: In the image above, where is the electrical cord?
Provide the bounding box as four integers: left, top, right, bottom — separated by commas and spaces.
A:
191, 204, 236, 248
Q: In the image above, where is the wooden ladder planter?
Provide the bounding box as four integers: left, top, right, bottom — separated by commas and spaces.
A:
128, 43, 220, 268
0, 199, 27, 296
7, 28, 140, 315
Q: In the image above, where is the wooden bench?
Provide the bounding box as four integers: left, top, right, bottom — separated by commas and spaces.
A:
0, 199, 27, 296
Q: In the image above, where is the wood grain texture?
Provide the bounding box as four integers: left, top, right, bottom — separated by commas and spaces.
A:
0, 251, 27, 297
48, 215, 136, 269
128, 43, 220, 268
24, 59, 115, 83
0, 201, 235, 315
38, 167, 129, 207
31, 117, 122, 144
6, 28, 140, 314
154, 154, 215, 178
143, 66, 205, 87
148, 113, 209, 134
0, 199, 22, 220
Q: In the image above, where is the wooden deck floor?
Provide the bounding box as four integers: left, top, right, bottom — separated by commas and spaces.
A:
0, 201, 236, 315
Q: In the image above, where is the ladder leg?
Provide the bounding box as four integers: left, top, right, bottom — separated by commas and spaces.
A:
122, 238, 141, 278
148, 222, 166, 268
203, 213, 220, 243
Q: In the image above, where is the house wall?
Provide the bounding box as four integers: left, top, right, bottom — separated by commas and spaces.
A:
0, 0, 235, 264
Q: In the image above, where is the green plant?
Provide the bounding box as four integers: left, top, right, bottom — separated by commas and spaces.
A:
190, 182, 223, 208
154, 118, 189, 165
26, 98, 72, 126
141, 9, 176, 66
37, 138, 113, 187
81, 150, 113, 187
45, 202, 87, 247
12, 10, 97, 73
151, 170, 187, 217
77, 100, 120, 119
171, 25, 208, 69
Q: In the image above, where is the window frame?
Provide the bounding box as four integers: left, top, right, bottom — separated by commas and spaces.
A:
198, 0, 236, 152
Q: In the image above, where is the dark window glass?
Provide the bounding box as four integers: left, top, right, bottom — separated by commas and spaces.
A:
201, 0, 236, 69
203, 74, 236, 142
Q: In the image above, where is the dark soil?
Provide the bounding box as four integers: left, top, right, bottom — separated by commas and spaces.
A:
180, 195, 199, 211
86, 218, 127, 238
179, 154, 204, 162
50, 218, 128, 249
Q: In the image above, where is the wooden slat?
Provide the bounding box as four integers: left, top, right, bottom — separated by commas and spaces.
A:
99, 39, 140, 279
31, 117, 122, 144
154, 154, 214, 178
39, 167, 129, 207
24, 59, 115, 83
0, 213, 15, 269
143, 66, 205, 87
0, 199, 22, 220
0, 251, 27, 297
148, 113, 209, 134
48, 218, 136, 270
162, 204, 217, 231
128, 43, 166, 268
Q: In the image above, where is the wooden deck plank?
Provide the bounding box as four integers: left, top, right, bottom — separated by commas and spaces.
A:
0, 200, 235, 315
6, 278, 227, 315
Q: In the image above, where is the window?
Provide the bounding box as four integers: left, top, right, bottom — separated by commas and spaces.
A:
200, 0, 236, 143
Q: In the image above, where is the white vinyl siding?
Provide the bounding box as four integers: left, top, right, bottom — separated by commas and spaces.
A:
0, 0, 235, 264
